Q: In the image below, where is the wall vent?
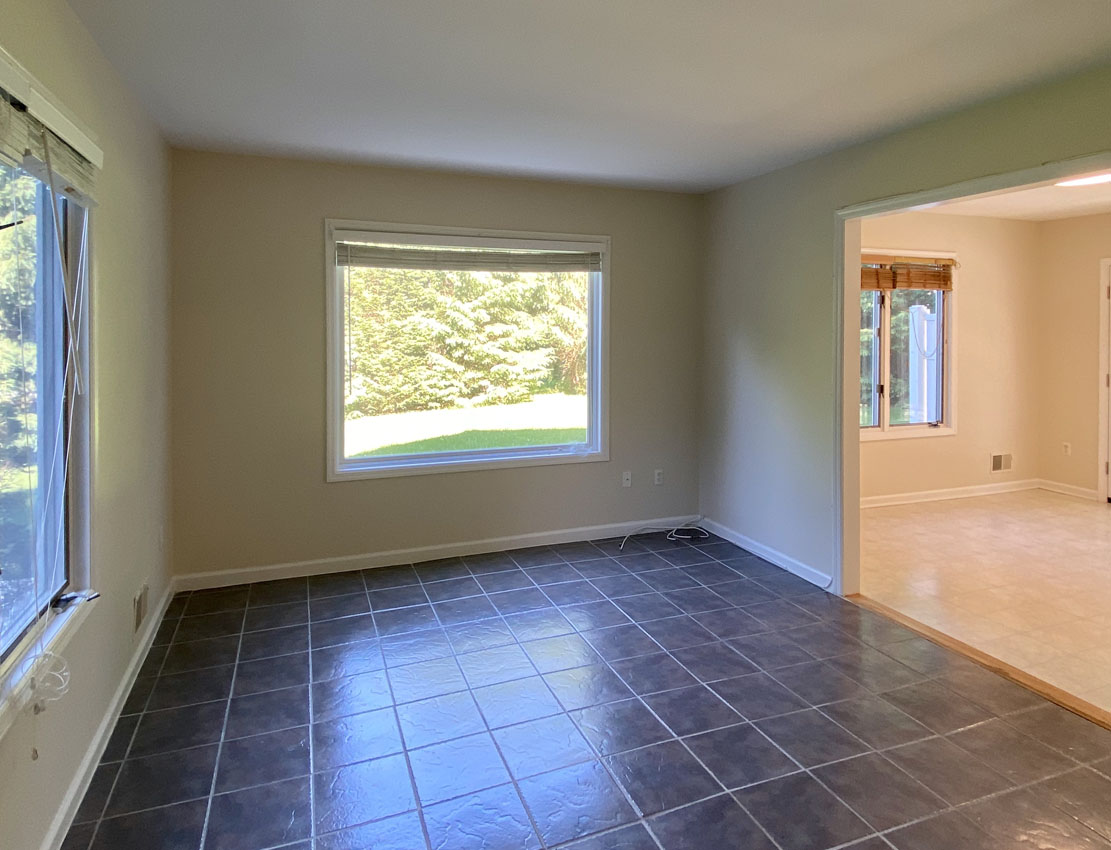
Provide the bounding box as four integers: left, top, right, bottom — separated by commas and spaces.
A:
990, 453, 1012, 473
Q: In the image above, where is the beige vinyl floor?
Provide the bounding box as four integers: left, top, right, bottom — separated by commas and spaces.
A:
861, 489, 1111, 713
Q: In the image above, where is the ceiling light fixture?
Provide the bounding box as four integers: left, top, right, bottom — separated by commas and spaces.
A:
1055, 173, 1111, 187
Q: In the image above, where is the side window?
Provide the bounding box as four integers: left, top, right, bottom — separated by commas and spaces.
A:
859, 254, 953, 437
0, 163, 76, 659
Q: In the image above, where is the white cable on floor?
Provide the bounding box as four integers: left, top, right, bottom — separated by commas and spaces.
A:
618, 517, 709, 550
617, 516, 838, 592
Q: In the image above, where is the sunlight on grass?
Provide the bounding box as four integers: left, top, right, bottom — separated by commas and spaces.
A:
343, 394, 587, 457
353, 427, 587, 457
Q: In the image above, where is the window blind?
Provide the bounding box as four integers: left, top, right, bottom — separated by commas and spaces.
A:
860, 255, 954, 291
0, 90, 97, 207
336, 241, 602, 273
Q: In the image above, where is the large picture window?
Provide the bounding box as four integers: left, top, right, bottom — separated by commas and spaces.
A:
326, 223, 608, 479
859, 253, 954, 438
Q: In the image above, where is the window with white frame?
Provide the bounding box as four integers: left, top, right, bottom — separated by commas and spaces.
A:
0, 85, 94, 666
326, 222, 608, 479
859, 253, 954, 436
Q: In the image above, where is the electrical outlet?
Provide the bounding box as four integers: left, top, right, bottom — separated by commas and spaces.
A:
622, 471, 632, 488
654, 469, 664, 485
1063, 442, 1072, 456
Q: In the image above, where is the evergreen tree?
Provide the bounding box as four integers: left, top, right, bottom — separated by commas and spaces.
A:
343, 266, 588, 417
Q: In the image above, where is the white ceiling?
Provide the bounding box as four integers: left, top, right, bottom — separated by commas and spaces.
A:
923, 177, 1111, 221
67, 0, 1111, 191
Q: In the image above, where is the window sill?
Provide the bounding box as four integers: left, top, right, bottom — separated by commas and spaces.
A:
330, 446, 609, 481
860, 425, 956, 442
0, 596, 96, 741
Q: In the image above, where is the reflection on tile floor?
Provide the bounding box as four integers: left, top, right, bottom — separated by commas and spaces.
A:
862, 490, 1111, 712
65, 529, 1111, 849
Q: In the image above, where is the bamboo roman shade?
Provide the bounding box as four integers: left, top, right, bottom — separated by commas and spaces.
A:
336, 241, 602, 273
860, 254, 954, 291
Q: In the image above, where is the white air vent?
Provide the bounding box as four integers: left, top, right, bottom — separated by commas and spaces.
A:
990, 453, 1012, 473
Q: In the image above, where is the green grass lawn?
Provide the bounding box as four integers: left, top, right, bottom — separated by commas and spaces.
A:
353, 427, 587, 457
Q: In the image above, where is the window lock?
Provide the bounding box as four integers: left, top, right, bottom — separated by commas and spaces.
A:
51, 590, 101, 612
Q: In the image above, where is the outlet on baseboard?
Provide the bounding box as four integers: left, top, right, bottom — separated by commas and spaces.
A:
133, 583, 149, 633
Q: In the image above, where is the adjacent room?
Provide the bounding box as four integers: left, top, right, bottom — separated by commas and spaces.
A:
854, 182, 1111, 712
2, 2, 1111, 850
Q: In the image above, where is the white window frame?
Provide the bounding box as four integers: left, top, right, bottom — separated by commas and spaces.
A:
0, 187, 93, 737
860, 248, 957, 442
325, 219, 610, 480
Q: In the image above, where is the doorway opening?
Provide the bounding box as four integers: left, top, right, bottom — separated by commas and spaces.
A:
835, 154, 1111, 724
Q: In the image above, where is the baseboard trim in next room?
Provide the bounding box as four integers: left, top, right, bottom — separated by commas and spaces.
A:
44, 584, 173, 850
1034, 478, 1102, 502
860, 478, 1100, 509
174, 514, 703, 592
699, 518, 834, 592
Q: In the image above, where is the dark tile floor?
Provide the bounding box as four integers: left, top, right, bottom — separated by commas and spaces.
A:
63, 531, 1111, 850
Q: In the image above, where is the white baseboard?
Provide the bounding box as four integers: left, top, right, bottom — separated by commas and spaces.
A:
174, 514, 703, 591
861, 479, 1037, 508
1034, 479, 1102, 501
860, 478, 1101, 509
700, 518, 835, 592
43, 584, 173, 850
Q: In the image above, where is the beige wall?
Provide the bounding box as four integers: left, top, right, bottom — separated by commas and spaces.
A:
858, 210, 1111, 499
170, 151, 703, 577
702, 64, 1111, 584
0, 1, 172, 848
1037, 213, 1111, 493
859, 212, 1042, 498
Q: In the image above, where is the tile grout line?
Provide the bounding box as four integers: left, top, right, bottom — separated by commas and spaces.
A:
585, 589, 811, 850
413, 542, 687, 848
424, 550, 638, 850
195, 598, 247, 850
302, 576, 316, 848
454, 654, 565, 849
363, 568, 435, 850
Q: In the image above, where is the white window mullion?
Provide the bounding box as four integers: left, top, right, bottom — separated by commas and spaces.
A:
880, 291, 891, 432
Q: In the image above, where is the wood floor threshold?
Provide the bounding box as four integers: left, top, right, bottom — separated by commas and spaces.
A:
847, 593, 1111, 732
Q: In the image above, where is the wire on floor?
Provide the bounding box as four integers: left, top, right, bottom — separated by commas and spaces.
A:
618, 517, 709, 550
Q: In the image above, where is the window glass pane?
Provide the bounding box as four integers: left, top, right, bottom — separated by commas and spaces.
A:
889, 289, 944, 426
859, 290, 880, 427
342, 265, 590, 459
0, 163, 68, 656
